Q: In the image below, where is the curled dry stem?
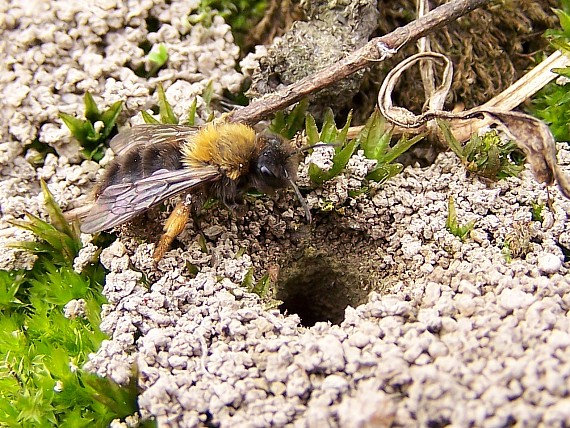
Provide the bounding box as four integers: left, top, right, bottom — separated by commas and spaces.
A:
377, 51, 570, 198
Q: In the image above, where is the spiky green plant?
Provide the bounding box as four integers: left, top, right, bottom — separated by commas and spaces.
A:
142, 84, 178, 125
271, 99, 309, 139
142, 82, 215, 125
241, 268, 282, 310
531, 201, 545, 222
146, 43, 169, 77
60, 93, 123, 161
359, 111, 426, 183
445, 196, 475, 241
303, 109, 424, 185
305, 109, 357, 185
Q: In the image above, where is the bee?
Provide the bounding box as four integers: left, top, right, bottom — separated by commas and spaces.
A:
76, 122, 310, 261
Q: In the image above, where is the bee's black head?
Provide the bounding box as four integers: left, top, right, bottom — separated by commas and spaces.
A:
248, 132, 311, 223
252, 134, 298, 193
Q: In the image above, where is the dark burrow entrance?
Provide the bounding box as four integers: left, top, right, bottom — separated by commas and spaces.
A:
276, 253, 372, 327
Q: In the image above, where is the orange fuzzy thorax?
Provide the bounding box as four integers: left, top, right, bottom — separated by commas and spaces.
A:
180, 123, 259, 180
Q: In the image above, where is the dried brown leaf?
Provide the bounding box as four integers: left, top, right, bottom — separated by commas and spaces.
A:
474, 108, 570, 198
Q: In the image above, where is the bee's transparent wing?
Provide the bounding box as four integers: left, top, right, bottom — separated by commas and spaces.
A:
110, 124, 200, 156
81, 166, 220, 233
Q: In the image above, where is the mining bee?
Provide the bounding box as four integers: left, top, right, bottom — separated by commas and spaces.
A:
76, 122, 310, 261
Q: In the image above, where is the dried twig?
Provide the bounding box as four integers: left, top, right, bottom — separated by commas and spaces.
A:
228, 0, 492, 125
417, 0, 437, 103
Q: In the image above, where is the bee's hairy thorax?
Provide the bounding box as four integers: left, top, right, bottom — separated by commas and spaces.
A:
181, 123, 261, 181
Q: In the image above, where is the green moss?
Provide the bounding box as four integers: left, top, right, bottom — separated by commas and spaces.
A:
2, 182, 152, 426
438, 120, 525, 180
189, 0, 267, 49
530, 0, 570, 141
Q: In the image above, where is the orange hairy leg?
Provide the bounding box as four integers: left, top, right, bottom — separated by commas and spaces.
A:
153, 202, 191, 262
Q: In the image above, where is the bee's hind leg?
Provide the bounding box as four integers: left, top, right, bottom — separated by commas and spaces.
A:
153, 201, 191, 262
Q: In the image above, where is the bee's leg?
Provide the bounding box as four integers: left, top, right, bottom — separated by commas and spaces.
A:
224, 193, 246, 219
228, 202, 247, 219
153, 201, 191, 262
191, 203, 202, 231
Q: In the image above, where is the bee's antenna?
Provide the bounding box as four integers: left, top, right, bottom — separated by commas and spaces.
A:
219, 98, 245, 112
288, 178, 312, 223
284, 143, 337, 222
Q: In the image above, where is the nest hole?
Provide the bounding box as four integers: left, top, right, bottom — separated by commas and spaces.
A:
276, 255, 369, 327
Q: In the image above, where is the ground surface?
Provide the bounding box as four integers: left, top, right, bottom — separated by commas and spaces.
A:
1, 1, 570, 427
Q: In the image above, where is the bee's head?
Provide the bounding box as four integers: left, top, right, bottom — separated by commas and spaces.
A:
253, 134, 298, 193
252, 133, 311, 222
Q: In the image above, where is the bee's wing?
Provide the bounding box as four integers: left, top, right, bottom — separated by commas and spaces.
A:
110, 124, 200, 156
81, 165, 220, 233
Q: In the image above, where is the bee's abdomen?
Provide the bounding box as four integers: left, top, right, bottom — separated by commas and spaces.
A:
95, 142, 182, 196
141, 143, 182, 175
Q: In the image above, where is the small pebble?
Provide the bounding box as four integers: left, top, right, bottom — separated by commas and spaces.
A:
537, 253, 562, 274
